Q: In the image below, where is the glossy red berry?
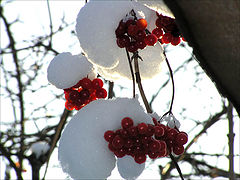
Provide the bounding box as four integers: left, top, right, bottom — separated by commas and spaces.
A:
135, 30, 146, 40
155, 18, 162, 28
65, 101, 75, 111
162, 33, 172, 44
127, 24, 138, 37
68, 90, 80, 102
114, 148, 126, 158
137, 123, 148, 134
92, 78, 103, 89
173, 145, 184, 155
121, 117, 134, 129
171, 36, 181, 46
136, 18, 147, 30
126, 19, 136, 26
124, 138, 134, 148
79, 89, 90, 100
152, 28, 163, 38
175, 132, 188, 145
95, 88, 107, 98
116, 35, 131, 48
167, 128, 178, 140
134, 154, 146, 164
144, 34, 158, 46
127, 126, 138, 137
154, 126, 165, 137
104, 130, 115, 142
146, 124, 155, 137
126, 42, 138, 53
136, 40, 147, 49
112, 135, 124, 149
115, 20, 127, 37
148, 151, 159, 159
79, 78, 92, 90
149, 140, 161, 152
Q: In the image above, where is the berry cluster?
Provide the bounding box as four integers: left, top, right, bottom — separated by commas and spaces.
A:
154, 13, 185, 45
115, 18, 158, 53
64, 78, 107, 110
104, 117, 188, 164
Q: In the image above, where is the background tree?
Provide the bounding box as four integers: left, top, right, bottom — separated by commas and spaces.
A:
0, 0, 239, 179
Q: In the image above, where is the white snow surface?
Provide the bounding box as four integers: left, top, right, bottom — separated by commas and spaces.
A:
137, 0, 174, 17
76, 1, 163, 73
96, 43, 165, 81
30, 141, 50, 159
58, 97, 153, 179
117, 155, 145, 180
47, 52, 93, 89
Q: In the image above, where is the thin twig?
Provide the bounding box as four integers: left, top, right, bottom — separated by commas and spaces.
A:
125, 48, 136, 98
133, 53, 152, 113
169, 153, 184, 180
227, 102, 235, 180
46, 0, 53, 44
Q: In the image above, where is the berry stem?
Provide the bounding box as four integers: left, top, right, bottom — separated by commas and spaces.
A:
169, 153, 184, 180
125, 48, 136, 98
163, 50, 175, 114
133, 52, 152, 114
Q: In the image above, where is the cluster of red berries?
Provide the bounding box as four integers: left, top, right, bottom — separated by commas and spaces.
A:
64, 78, 107, 110
115, 18, 158, 53
104, 117, 188, 164
155, 12, 185, 45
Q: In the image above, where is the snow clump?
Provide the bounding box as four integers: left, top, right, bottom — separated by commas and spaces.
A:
30, 141, 50, 159
76, 1, 165, 81
58, 97, 153, 179
47, 52, 93, 89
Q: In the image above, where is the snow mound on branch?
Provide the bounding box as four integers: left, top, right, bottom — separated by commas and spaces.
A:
117, 155, 145, 180
97, 43, 165, 81
138, 0, 174, 17
58, 97, 152, 179
30, 141, 50, 159
76, 1, 160, 69
47, 52, 93, 89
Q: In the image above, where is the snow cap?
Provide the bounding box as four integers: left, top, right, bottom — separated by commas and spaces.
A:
47, 52, 93, 89
30, 141, 50, 159
58, 97, 152, 179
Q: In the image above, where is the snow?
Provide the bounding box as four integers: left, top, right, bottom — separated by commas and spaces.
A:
163, 114, 181, 129
96, 43, 165, 81
58, 97, 153, 179
30, 141, 50, 159
117, 155, 145, 180
47, 52, 93, 89
137, 0, 174, 17
76, 1, 164, 81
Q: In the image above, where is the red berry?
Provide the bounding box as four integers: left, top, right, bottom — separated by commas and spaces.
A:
79, 78, 92, 90
162, 33, 172, 44
152, 28, 163, 38
104, 130, 115, 142
146, 124, 155, 137
79, 89, 90, 100
173, 145, 184, 155
112, 135, 124, 149
65, 101, 74, 111
154, 126, 165, 137
181, 36, 186, 41
136, 18, 147, 30
161, 16, 173, 27
148, 151, 159, 159
158, 149, 167, 157
68, 90, 80, 102
116, 35, 130, 48
136, 40, 147, 49
95, 88, 107, 98
149, 140, 161, 152
171, 36, 181, 46
167, 128, 178, 140
126, 42, 138, 53
144, 34, 158, 46
121, 117, 134, 129
127, 24, 139, 37
127, 126, 138, 137
115, 20, 127, 37
92, 78, 103, 89
155, 18, 162, 28
137, 123, 148, 134
125, 19, 136, 27
134, 138, 142, 146
134, 154, 146, 164
75, 97, 84, 107
120, 129, 129, 138
114, 148, 126, 158
108, 143, 116, 152
175, 132, 188, 145
135, 30, 146, 40
124, 138, 134, 148
141, 136, 152, 144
